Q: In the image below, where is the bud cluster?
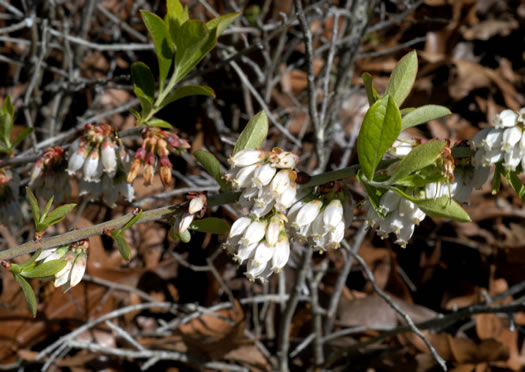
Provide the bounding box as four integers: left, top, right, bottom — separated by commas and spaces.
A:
37, 240, 88, 291
29, 146, 71, 204
126, 127, 190, 186
226, 149, 299, 218
287, 186, 352, 252
471, 109, 525, 171
223, 214, 290, 282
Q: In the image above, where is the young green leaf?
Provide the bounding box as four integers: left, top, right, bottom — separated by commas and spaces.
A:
121, 209, 143, 231
42, 203, 77, 226
357, 171, 382, 210
21, 259, 67, 278
190, 217, 230, 234
148, 118, 174, 129
401, 105, 451, 131
25, 187, 40, 227
388, 140, 446, 183
11, 127, 33, 149
206, 13, 240, 37
111, 231, 131, 260
19, 248, 43, 270
385, 50, 418, 107
166, 0, 188, 25
0, 112, 13, 147
492, 164, 503, 194
362, 72, 378, 105
159, 85, 215, 109
13, 273, 37, 317
40, 196, 55, 223
413, 196, 471, 222
232, 110, 269, 155
140, 11, 174, 90
194, 150, 229, 190
357, 95, 401, 180
131, 62, 156, 102
3, 96, 13, 117
172, 20, 210, 83
507, 171, 525, 200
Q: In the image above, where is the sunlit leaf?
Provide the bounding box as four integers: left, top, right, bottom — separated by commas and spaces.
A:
206, 13, 240, 36
21, 259, 67, 278
385, 50, 417, 107
194, 150, 229, 190
112, 231, 131, 260
362, 72, 378, 105
388, 140, 446, 183
19, 248, 43, 270
121, 209, 143, 231
25, 187, 40, 227
233, 110, 269, 155
131, 62, 156, 102
13, 273, 37, 317
43, 203, 77, 226
401, 105, 451, 130
159, 84, 215, 109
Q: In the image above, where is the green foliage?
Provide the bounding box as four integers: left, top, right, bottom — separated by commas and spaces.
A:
232, 110, 269, 155
385, 50, 418, 107
190, 217, 230, 234
26, 187, 76, 234
401, 105, 451, 130
0, 96, 33, 155
110, 209, 143, 261
362, 72, 378, 105
133, 0, 239, 126
194, 150, 229, 191
387, 140, 446, 184
507, 171, 525, 200
13, 273, 37, 317
21, 260, 67, 278
357, 95, 401, 180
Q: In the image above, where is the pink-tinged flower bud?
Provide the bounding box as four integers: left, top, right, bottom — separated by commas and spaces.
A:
179, 213, 195, 233
271, 152, 299, 168
502, 126, 522, 151
67, 141, 89, 175
83, 150, 103, 182
240, 220, 267, 247
253, 163, 277, 187
189, 194, 206, 215
271, 234, 290, 272
265, 215, 281, 246
29, 160, 44, 185
229, 217, 252, 238
229, 150, 264, 168
322, 199, 343, 231
232, 164, 258, 190
270, 169, 292, 196
292, 200, 322, 229
127, 158, 142, 183
70, 253, 87, 287
143, 164, 154, 185
494, 109, 517, 128
101, 138, 117, 174
159, 156, 172, 186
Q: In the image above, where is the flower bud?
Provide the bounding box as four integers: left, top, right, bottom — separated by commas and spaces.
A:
265, 215, 281, 246
70, 253, 87, 287
83, 150, 103, 182
67, 141, 89, 175
271, 152, 298, 168
143, 164, 154, 185
189, 194, 206, 215
101, 138, 117, 174
127, 158, 142, 183
179, 213, 195, 233
322, 199, 343, 231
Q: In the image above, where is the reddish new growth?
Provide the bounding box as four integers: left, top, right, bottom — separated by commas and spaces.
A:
127, 127, 190, 186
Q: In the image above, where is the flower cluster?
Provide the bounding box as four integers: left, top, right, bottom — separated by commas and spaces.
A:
470, 109, 525, 171
126, 127, 190, 186
37, 240, 88, 291
287, 188, 352, 252
29, 146, 71, 204
223, 214, 290, 282
177, 192, 207, 234
0, 168, 22, 227
226, 149, 299, 218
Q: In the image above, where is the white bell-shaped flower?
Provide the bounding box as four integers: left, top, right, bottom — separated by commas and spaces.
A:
229, 149, 264, 167
494, 109, 517, 128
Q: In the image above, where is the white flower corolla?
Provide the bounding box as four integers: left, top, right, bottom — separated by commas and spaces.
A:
470, 128, 492, 149
82, 150, 104, 182
388, 139, 417, 158
322, 199, 343, 232
53, 243, 88, 290
67, 141, 89, 175
482, 128, 503, 150
290, 200, 322, 234
252, 241, 274, 267
229, 150, 265, 167
231, 164, 258, 190
502, 126, 522, 151
240, 220, 267, 247
379, 190, 402, 215
394, 223, 415, 248
265, 215, 281, 246
101, 138, 117, 175
270, 152, 299, 168
494, 109, 517, 128
253, 163, 277, 187
271, 234, 290, 272
275, 183, 297, 211
188, 195, 205, 215
178, 213, 195, 234
270, 169, 292, 196
235, 242, 258, 263
504, 144, 521, 171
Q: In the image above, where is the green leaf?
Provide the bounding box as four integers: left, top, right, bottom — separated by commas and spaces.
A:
206, 13, 240, 37
25, 187, 40, 227
362, 72, 378, 105
172, 20, 210, 83
0, 113, 12, 147
10, 263, 21, 274
166, 0, 188, 24
388, 140, 446, 183
507, 171, 525, 200
413, 196, 471, 222
11, 127, 33, 149
137, 95, 153, 119
401, 105, 451, 131
385, 50, 418, 107
148, 118, 174, 129
190, 217, 230, 234
112, 231, 131, 260
140, 11, 174, 90
19, 248, 43, 270
121, 209, 143, 231
21, 259, 67, 278
14, 273, 37, 317
492, 163, 503, 194
40, 196, 55, 223
194, 150, 229, 190
131, 62, 156, 102
232, 110, 269, 155
159, 84, 215, 109
357, 95, 401, 180
357, 171, 382, 210
3, 96, 13, 117
43, 203, 77, 226
178, 229, 191, 243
